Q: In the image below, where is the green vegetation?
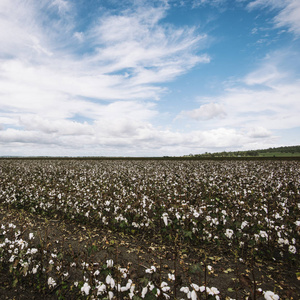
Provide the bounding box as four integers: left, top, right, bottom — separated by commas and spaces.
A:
189, 145, 300, 158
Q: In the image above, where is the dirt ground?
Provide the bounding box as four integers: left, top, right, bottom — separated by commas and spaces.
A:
0, 206, 299, 300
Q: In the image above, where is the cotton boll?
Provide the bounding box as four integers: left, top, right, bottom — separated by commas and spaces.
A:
81, 282, 91, 295
264, 291, 279, 300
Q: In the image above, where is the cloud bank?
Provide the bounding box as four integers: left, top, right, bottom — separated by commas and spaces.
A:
0, 0, 299, 156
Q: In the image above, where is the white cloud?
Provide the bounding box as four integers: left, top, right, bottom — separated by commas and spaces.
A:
0, 0, 298, 156
0, 0, 212, 156
247, 126, 272, 138
274, 0, 300, 35
192, 0, 226, 8
51, 0, 71, 15
177, 50, 300, 148
248, 0, 300, 36
215, 82, 300, 131
19, 116, 94, 136
180, 103, 226, 121
73, 32, 84, 42
87, 6, 209, 80
244, 64, 286, 85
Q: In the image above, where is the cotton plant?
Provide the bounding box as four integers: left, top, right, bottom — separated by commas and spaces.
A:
1, 159, 299, 299
180, 284, 220, 300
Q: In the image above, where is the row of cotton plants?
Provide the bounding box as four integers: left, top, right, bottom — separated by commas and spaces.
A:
0, 221, 222, 299
0, 221, 281, 299
0, 159, 299, 261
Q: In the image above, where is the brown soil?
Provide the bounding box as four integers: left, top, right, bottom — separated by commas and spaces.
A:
0, 206, 299, 300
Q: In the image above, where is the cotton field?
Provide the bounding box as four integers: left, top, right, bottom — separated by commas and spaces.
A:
0, 159, 299, 299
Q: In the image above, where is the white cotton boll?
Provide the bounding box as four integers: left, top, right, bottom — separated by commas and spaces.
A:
128, 284, 136, 299
148, 283, 155, 291
180, 287, 190, 294
168, 273, 175, 281
32, 265, 39, 274
9, 255, 15, 262
119, 267, 128, 278
264, 290, 279, 300
108, 291, 114, 299
289, 245, 296, 254
210, 287, 220, 295
193, 211, 200, 218
191, 290, 197, 300
161, 282, 170, 292
259, 231, 268, 239
162, 213, 168, 226
106, 259, 114, 268
241, 221, 248, 229
106, 275, 115, 289
126, 279, 132, 290
29, 233, 34, 240
225, 229, 234, 239
96, 282, 106, 295
81, 282, 91, 295
145, 265, 156, 273
106, 274, 112, 285
120, 286, 126, 292
121, 280, 132, 292
120, 286, 128, 292
141, 286, 148, 298
30, 248, 38, 254
48, 277, 56, 288
190, 283, 200, 291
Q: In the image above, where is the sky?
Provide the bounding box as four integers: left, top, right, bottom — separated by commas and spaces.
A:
0, 0, 299, 157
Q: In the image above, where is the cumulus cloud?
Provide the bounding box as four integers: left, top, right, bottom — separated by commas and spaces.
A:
180, 103, 226, 121
177, 50, 300, 143
0, 0, 213, 155
214, 82, 300, 131
247, 126, 273, 138
0, 0, 209, 105
0, 0, 298, 156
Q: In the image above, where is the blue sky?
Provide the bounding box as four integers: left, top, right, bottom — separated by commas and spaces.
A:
0, 0, 299, 156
